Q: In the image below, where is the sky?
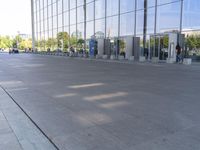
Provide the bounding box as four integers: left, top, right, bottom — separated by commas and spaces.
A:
0, 0, 31, 36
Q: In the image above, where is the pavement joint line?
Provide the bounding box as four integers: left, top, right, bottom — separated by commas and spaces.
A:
0, 85, 60, 150
0, 107, 24, 150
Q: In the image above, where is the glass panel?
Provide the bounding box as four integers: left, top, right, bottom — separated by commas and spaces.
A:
157, 1, 180, 33
58, 0, 63, 14
70, 0, 76, 9
147, 7, 155, 34
77, 23, 84, 39
120, 0, 135, 13
106, 16, 118, 38
86, 2, 94, 21
70, 9, 76, 25
95, 0, 105, 19
136, 10, 144, 35
120, 12, 134, 36
158, 0, 180, 5
53, 2, 57, 16
63, 0, 69, 11
64, 11, 69, 26
95, 19, 105, 38
58, 14, 63, 28
183, 0, 200, 30
77, 6, 84, 23
107, 0, 119, 16
137, 0, 144, 10
77, 0, 84, 6
86, 21, 94, 39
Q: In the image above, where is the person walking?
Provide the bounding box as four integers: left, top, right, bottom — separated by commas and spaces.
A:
176, 44, 181, 63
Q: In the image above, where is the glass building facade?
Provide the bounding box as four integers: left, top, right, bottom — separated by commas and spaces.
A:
31, 0, 200, 56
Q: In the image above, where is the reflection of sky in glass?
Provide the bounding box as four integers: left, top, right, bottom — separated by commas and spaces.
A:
34, 0, 200, 42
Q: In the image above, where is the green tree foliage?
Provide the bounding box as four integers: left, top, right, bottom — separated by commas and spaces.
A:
57, 32, 70, 51
0, 36, 13, 48
77, 38, 84, 49
46, 38, 57, 51
186, 34, 200, 50
19, 39, 32, 50
12, 35, 23, 48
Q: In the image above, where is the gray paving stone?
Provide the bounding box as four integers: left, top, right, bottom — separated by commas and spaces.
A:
0, 132, 22, 150
0, 54, 200, 150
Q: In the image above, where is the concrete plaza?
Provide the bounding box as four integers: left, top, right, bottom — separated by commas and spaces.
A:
0, 53, 200, 150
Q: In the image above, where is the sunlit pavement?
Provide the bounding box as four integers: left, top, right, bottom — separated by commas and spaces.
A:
0, 53, 200, 150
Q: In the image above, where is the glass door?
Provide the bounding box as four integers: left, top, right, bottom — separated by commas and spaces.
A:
159, 35, 169, 60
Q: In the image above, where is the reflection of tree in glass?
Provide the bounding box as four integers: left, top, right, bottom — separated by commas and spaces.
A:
186, 33, 200, 56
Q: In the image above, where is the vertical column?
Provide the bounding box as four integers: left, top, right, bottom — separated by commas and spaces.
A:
62, 0, 64, 33
43, 0, 46, 51
117, 0, 120, 57
69, 0, 71, 48
84, 0, 86, 50
47, 0, 49, 41
180, 0, 183, 33
56, 0, 59, 50
134, 0, 137, 37
118, 0, 120, 38
39, 0, 42, 50
51, 0, 54, 47
76, 0, 78, 41
105, 0, 107, 38
179, 0, 184, 46
153, 0, 158, 58
94, 0, 96, 38
143, 0, 147, 54
31, 0, 35, 51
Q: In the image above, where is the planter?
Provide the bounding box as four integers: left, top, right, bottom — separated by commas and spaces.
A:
167, 58, 175, 64
96, 55, 102, 59
103, 55, 109, 59
118, 55, 125, 60
128, 56, 134, 61
139, 56, 146, 62
110, 55, 116, 60
183, 58, 192, 65
151, 57, 159, 63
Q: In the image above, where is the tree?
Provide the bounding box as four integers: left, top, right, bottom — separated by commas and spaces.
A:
46, 38, 57, 51
12, 35, 23, 48
19, 39, 32, 50
77, 38, 84, 49
57, 32, 70, 51
0, 36, 13, 49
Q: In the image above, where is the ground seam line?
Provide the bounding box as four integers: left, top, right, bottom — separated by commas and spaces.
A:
0, 85, 60, 150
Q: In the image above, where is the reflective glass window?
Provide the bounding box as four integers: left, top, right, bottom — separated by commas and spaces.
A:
157, 1, 180, 33
120, 0, 135, 14
77, 6, 84, 23
120, 12, 134, 36
70, 0, 76, 9
64, 12, 69, 26
95, 0, 105, 19
77, 0, 84, 6
86, 2, 94, 21
107, 0, 119, 16
95, 19, 105, 38
106, 16, 118, 38
77, 23, 84, 39
63, 0, 69, 11
70, 9, 76, 25
183, 0, 200, 30
86, 21, 94, 39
